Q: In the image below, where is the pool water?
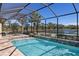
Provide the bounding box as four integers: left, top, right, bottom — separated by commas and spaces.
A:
12, 38, 79, 56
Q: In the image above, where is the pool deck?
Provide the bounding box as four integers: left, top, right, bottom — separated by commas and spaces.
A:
0, 34, 29, 56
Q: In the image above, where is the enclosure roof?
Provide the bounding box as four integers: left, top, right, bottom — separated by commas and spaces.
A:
0, 3, 79, 20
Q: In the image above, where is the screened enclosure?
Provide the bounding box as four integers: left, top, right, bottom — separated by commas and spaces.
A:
0, 3, 79, 41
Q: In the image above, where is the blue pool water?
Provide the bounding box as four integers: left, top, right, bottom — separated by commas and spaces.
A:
12, 38, 79, 56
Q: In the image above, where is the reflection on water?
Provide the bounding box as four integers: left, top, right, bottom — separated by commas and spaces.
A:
49, 48, 76, 56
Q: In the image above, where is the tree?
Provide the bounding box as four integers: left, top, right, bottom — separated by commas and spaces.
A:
64, 25, 76, 29
0, 18, 6, 24
39, 23, 45, 30
5, 20, 12, 32
47, 22, 56, 29
24, 23, 29, 34
29, 12, 42, 33
0, 18, 6, 32
18, 17, 29, 34
46, 22, 57, 34
11, 23, 19, 34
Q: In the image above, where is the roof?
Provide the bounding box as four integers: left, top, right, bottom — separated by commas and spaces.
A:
0, 3, 78, 22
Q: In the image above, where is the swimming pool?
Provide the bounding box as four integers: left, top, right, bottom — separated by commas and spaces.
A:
12, 37, 79, 56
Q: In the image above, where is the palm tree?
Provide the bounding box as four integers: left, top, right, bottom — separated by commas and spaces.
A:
23, 17, 30, 34
24, 23, 29, 34
0, 18, 6, 32
11, 23, 19, 34
0, 18, 6, 24
39, 23, 45, 32
18, 17, 25, 34
29, 12, 42, 33
6, 20, 12, 32
18, 17, 30, 34
0, 18, 5, 24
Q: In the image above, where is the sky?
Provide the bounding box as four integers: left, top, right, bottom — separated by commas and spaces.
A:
1, 3, 79, 25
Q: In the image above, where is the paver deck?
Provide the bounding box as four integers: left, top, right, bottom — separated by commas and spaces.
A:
0, 34, 29, 56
